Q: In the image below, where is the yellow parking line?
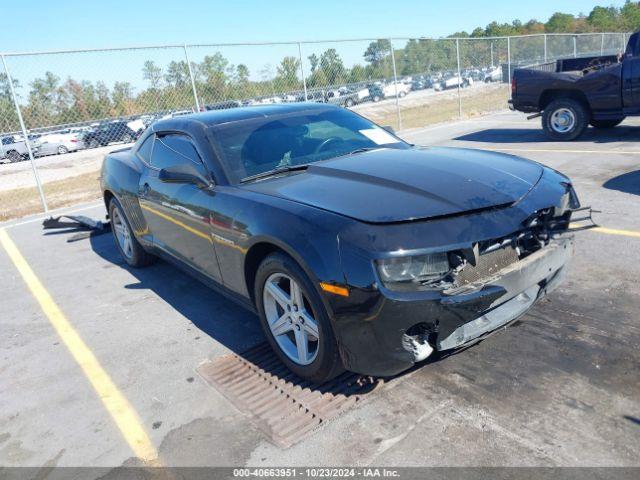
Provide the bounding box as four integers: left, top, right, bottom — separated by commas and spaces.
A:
0, 228, 157, 461
480, 147, 640, 155
590, 226, 640, 238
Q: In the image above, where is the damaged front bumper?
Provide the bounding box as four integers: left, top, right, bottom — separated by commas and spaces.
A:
332, 235, 573, 377
437, 235, 571, 350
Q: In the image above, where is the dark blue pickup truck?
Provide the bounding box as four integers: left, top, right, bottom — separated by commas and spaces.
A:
510, 30, 640, 140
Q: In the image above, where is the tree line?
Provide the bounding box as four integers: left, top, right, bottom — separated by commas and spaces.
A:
1, 1, 639, 133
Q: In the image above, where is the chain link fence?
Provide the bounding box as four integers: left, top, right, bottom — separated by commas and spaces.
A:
0, 32, 630, 220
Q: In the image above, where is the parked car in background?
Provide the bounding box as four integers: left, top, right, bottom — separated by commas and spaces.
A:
325, 88, 360, 107
382, 81, 411, 98
368, 84, 385, 102
81, 121, 138, 148
434, 75, 472, 91
484, 66, 503, 83
36, 129, 83, 156
0, 135, 39, 163
411, 76, 432, 90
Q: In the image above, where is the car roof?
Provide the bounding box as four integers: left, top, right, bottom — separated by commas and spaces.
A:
153, 102, 339, 131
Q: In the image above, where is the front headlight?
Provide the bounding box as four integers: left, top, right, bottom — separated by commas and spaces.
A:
376, 252, 450, 290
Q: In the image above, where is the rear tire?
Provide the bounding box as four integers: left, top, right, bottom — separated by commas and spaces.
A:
255, 252, 344, 383
57, 145, 68, 154
590, 118, 624, 129
108, 197, 156, 268
542, 98, 589, 141
88, 139, 99, 149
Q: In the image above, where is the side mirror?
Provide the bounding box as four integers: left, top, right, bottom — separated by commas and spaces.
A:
159, 163, 211, 188
382, 125, 395, 135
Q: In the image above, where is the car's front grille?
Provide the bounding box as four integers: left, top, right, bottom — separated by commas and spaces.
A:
456, 246, 519, 286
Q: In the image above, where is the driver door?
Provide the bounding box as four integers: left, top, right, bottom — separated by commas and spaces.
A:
138, 132, 222, 282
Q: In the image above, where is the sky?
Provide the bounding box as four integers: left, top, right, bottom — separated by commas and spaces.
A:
1, 0, 627, 53
0, 0, 628, 101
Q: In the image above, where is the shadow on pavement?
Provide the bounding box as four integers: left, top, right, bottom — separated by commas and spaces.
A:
603, 170, 640, 196
89, 231, 265, 357
454, 126, 639, 144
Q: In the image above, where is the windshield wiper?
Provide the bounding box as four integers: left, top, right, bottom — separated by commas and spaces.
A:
330, 147, 381, 159
240, 164, 310, 183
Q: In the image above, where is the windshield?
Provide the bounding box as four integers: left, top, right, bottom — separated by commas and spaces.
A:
208, 108, 410, 183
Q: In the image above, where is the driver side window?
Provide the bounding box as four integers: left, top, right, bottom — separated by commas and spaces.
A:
150, 133, 207, 177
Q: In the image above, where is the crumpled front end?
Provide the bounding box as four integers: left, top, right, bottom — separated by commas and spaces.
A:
328, 171, 589, 377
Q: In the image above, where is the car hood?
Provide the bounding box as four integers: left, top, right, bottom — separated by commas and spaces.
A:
242, 147, 544, 223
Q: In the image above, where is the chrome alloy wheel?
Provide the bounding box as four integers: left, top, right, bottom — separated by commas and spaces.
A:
111, 206, 133, 260
550, 108, 576, 133
263, 273, 320, 365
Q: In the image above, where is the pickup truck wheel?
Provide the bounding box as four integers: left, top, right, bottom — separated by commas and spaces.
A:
542, 99, 588, 141
255, 252, 344, 383
108, 197, 156, 268
372, 95, 381, 102
590, 118, 624, 129
345, 98, 354, 107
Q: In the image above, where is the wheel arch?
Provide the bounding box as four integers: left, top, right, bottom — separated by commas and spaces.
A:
539, 89, 591, 113
243, 235, 334, 307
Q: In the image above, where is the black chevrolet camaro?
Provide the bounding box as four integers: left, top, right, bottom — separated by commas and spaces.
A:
101, 103, 581, 382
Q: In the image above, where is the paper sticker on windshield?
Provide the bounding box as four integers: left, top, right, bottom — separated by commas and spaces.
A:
359, 128, 400, 145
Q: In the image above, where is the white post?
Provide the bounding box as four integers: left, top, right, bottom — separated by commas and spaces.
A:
601, 33, 605, 56
389, 39, 402, 130
573, 36, 577, 58
490, 42, 494, 67
1, 54, 48, 212
544, 34, 547, 62
456, 38, 462, 118
507, 36, 511, 83
183, 44, 200, 112
298, 42, 308, 101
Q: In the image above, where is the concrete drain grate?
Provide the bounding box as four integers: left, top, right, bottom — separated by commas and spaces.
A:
197, 343, 381, 448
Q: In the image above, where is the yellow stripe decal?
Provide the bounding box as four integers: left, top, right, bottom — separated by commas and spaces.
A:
140, 203, 211, 242
0, 228, 157, 461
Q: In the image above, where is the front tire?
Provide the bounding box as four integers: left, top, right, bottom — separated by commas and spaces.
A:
108, 197, 156, 268
57, 145, 68, 154
590, 118, 624, 129
542, 98, 589, 141
255, 252, 343, 383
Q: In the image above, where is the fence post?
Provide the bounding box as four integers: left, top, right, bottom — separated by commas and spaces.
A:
298, 42, 308, 101
543, 34, 547, 62
573, 35, 577, 58
507, 36, 511, 83
183, 44, 200, 112
601, 33, 605, 55
455, 38, 462, 119
490, 41, 494, 67
388, 39, 402, 131
1, 54, 48, 213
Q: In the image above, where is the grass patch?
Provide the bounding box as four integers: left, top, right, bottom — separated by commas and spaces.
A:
0, 170, 101, 222
373, 85, 510, 130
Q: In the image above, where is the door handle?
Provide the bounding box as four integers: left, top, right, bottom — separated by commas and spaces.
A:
140, 183, 150, 197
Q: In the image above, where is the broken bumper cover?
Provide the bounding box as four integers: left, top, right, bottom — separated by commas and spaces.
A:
333, 236, 573, 377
